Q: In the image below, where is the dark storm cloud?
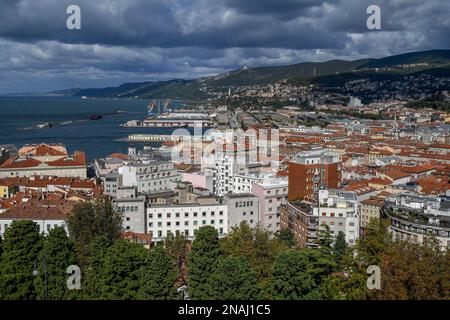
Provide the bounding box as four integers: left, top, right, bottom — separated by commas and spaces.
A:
0, 0, 449, 93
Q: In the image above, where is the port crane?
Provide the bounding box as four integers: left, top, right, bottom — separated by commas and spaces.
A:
147, 99, 171, 118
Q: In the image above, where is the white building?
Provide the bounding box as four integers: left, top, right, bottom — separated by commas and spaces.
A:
146, 203, 228, 242
315, 189, 359, 245
119, 161, 180, 193
224, 193, 259, 229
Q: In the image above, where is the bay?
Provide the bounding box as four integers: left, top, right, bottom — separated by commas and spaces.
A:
0, 96, 190, 160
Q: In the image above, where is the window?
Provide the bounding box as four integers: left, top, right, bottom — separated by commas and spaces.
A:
167, 222, 171, 226
185, 212, 189, 217
219, 219, 223, 224
158, 213, 162, 218
184, 221, 189, 226
202, 220, 206, 225
149, 214, 153, 219
219, 211, 223, 215
194, 221, 198, 226
176, 213, 180, 218
211, 220, 215, 225
126, 217, 130, 221
167, 213, 171, 218
47, 224, 51, 231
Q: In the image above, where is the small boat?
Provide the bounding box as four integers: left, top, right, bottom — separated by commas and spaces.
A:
37, 122, 53, 129
89, 115, 103, 120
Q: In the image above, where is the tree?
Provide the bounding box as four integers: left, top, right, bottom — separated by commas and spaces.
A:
164, 231, 189, 284
188, 226, 221, 299
94, 240, 148, 299
333, 231, 348, 268
67, 198, 122, 266
137, 245, 177, 300
317, 224, 334, 253
373, 237, 450, 300
0, 220, 42, 300
81, 236, 111, 299
209, 256, 262, 300
356, 218, 392, 266
221, 222, 287, 285
275, 229, 297, 248
269, 250, 318, 300
35, 226, 77, 300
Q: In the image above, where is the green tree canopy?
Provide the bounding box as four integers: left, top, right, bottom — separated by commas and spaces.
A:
35, 226, 77, 300
94, 240, 148, 299
0, 220, 42, 300
137, 245, 177, 300
67, 198, 122, 266
269, 250, 318, 300
188, 226, 221, 300
221, 222, 287, 284
209, 256, 262, 300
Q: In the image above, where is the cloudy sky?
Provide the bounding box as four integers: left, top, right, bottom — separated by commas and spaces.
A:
0, 0, 449, 93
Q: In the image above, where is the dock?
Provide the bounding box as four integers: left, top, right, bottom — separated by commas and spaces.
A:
127, 134, 209, 142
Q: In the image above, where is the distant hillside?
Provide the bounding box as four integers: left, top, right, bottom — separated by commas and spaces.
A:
358, 49, 450, 69
22, 49, 450, 99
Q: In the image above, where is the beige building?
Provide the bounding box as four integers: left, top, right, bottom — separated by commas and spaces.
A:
359, 197, 384, 229
0, 144, 87, 178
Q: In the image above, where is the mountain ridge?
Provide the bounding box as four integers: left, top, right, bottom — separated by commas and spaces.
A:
7, 49, 450, 99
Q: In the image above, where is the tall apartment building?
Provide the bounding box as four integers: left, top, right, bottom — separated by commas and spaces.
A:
252, 176, 288, 233
316, 189, 359, 245
288, 149, 341, 201
280, 198, 319, 248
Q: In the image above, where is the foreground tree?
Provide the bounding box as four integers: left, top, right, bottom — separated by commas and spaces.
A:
188, 226, 221, 299
275, 229, 297, 248
221, 222, 287, 285
67, 198, 122, 266
164, 231, 189, 284
209, 256, 262, 300
137, 245, 177, 300
93, 240, 148, 299
333, 231, 348, 268
0, 221, 42, 300
269, 250, 318, 300
374, 237, 450, 300
35, 226, 77, 300
80, 236, 111, 299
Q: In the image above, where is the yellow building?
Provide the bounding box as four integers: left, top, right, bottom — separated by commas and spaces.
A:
0, 180, 16, 199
